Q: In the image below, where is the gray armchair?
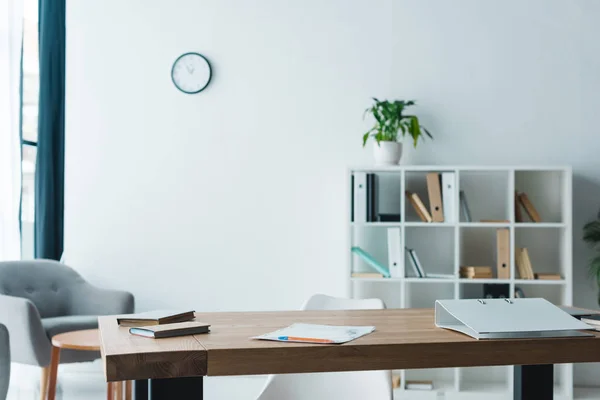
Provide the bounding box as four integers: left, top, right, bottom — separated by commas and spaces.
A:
0, 259, 134, 369
0, 324, 9, 400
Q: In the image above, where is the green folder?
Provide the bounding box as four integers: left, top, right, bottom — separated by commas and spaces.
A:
351, 247, 391, 278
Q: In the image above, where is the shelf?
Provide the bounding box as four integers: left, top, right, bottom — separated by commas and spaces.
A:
514, 279, 567, 285
404, 222, 455, 227
404, 278, 455, 283
350, 277, 403, 283
459, 222, 510, 228
458, 279, 511, 284
514, 222, 567, 228
351, 222, 403, 227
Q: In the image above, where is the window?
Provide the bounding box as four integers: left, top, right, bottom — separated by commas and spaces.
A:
21, 0, 39, 259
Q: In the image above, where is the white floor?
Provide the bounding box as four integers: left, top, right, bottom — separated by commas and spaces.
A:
7, 361, 267, 400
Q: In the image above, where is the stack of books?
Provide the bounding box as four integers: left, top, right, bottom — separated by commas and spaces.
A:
117, 310, 210, 339
515, 248, 535, 279
535, 273, 561, 280
460, 266, 493, 279
405, 172, 456, 223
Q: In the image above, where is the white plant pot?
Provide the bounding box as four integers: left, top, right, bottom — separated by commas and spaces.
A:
372, 141, 403, 165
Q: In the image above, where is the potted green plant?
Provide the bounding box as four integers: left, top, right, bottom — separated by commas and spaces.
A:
362, 98, 432, 165
584, 212, 600, 304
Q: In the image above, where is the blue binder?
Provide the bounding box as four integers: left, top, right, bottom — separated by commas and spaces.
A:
351, 247, 391, 278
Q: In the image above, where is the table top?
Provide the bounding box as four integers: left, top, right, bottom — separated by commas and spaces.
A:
99, 308, 600, 382
52, 329, 101, 351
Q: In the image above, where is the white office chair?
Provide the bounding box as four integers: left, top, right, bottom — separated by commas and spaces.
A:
256, 294, 393, 400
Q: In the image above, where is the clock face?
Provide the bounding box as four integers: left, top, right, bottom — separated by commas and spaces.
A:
171, 53, 212, 94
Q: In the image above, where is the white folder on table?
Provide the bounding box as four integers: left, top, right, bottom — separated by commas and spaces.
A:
435, 298, 594, 340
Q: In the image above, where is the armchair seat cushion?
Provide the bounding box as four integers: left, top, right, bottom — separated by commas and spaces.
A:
41, 315, 98, 339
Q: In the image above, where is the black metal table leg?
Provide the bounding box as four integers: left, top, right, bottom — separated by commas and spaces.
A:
134, 379, 149, 400
514, 364, 553, 400
149, 376, 204, 400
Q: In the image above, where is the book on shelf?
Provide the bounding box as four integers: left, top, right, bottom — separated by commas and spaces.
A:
518, 192, 542, 223
129, 321, 210, 339
496, 228, 510, 279
406, 248, 426, 278
378, 213, 401, 222
459, 190, 472, 222
351, 247, 391, 277
441, 172, 456, 223
460, 266, 493, 279
351, 272, 384, 279
426, 172, 444, 222
535, 273, 561, 280
117, 310, 196, 327
405, 191, 432, 223
515, 248, 535, 279
515, 191, 524, 222
386, 228, 402, 277
366, 173, 378, 222
405, 380, 434, 390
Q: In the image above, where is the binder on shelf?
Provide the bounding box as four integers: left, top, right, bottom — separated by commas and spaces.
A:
435, 298, 593, 340
459, 191, 472, 222
386, 228, 402, 278
426, 173, 444, 222
496, 228, 510, 279
405, 191, 432, 223
351, 247, 391, 278
353, 173, 367, 223
366, 173, 378, 222
441, 172, 456, 223
514, 191, 524, 223
518, 192, 542, 223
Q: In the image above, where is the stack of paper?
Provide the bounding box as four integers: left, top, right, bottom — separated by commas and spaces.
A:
252, 323, 375, 344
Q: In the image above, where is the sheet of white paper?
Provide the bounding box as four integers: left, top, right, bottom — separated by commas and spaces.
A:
252, 323, 375, 344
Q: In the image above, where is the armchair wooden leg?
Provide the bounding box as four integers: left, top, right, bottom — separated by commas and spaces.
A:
113, 381, 123, 400
125, 381, 132, 400
40, 366, 49, 400
46, 347, 60, 400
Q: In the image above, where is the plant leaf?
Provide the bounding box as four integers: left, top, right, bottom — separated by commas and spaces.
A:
584, 221, 600, 246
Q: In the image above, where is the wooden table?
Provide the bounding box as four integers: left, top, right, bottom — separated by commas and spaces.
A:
99, 309, 600, 400
48, 329, 132, 400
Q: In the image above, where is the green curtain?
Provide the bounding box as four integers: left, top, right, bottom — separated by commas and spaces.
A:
35, 0, 66, 260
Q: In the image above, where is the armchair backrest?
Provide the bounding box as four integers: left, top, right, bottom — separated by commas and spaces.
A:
0, 260, 86, 318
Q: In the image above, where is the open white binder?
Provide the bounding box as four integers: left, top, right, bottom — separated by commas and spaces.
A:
435, 298, 594, 340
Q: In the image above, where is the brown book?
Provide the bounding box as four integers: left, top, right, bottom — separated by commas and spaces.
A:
522, 248, 535, 279
426, 173, 444, 222
392, 375, 401, 389
515, 248, 534, 279
515, 191, 524, 222
496, 228, 510, 279
515, 248, 527, 279
535, 273, 561, 280
519, 193, 542, 223
405, 191, 432, 223
129, 321, 210, 339
351, 272, 384, 278
117, 310, 196, 327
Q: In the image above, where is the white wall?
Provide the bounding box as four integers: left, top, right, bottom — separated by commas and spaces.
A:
65, 0, 600, 386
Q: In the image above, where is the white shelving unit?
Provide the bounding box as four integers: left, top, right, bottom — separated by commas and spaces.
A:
348, 166, 581, 400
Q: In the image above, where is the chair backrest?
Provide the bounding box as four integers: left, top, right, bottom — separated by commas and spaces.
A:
0, 260, 85, 318
0, 324, 9, 400
256, 294, 393, 400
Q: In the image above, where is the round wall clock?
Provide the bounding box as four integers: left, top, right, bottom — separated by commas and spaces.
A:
171, 52, 212, 94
